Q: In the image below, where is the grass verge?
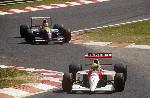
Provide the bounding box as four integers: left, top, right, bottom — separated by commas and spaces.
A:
77, 20, 150, 45
0, 67, 42, 88
0, 0, 74, 11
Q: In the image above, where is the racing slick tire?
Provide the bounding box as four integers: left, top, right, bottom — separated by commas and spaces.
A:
62, 73, 73, 93
25, 29, 36, 44
114, 64, 127, 81
69, 64, 82, 80
20, 25, 29, 38
114, 73, 125, 92
53, 24, 71, 43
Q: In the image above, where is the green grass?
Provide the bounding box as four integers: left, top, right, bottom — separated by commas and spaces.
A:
0, 68, 28, 78
0, 68, 42, 88
0, 0, 73, 11
77, 20, 150, 45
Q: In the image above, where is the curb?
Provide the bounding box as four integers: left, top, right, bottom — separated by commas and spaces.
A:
0, 0, 42, 6
70, 36, 150, 49
0, 0, 110, 15
0, 65, 64, 98
70, 20, 150, 49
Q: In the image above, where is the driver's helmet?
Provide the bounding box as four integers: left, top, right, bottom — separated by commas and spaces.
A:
43, 19, 48, 27
91, 59, 99, 69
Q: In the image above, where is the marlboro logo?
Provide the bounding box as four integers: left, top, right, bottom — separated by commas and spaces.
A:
85, 53, 112, 58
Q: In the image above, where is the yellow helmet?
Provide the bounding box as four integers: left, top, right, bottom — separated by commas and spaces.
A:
91, 59, 98, 68
91, 62, 98, 68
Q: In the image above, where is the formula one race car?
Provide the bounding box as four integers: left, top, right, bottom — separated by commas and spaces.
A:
62, 53, 127, 94
20, 17, 71, 44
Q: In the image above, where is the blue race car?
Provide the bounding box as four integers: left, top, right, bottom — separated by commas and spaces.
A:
20, 17, 71, 44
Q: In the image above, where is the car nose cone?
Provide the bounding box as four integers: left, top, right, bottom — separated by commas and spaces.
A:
89, 73, 99, 91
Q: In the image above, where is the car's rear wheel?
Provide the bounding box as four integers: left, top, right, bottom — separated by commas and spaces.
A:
114, 73, 125, 92
53, 24, 71, 43
62, 73, 73, 93
69, 64, 82, 80
20, 25, 29, 38
114, 64, 127, 81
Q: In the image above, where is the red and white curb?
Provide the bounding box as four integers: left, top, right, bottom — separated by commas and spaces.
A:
0, 0, 110, 15
70, 18, 150, 49
70, 40, 150, 49
0, 65, 63, 98
71, 18, 150, 33
126, 43, 150, 49
70, 38, 150, 49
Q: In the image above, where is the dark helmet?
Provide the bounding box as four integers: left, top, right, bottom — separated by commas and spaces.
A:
43, 19, 47, 24
43, 19, 48, 26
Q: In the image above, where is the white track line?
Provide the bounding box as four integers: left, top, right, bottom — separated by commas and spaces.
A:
83, 1, 95, 4
126, 44, 150, 49
9, 9, 29, 13
19, 68, 36, 72
0, 11, 12, 15
36, 5, 54, 9
84, 41, 112, 46
25, 7, 44, 11
52, 4, 69, 7
71, 18, 150, 33
0, 65, 9, 68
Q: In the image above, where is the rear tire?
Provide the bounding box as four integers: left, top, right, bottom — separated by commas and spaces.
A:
62, 73, 73, 93
20, 25, 29, 38
69, 64, 82, 80
114, 73, 125, 92
114, 64, 127, 81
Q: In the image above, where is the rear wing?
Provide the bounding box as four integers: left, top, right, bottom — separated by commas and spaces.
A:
31, 17, 51, 19
84, 53, 112, 58
31, 17, 52, 28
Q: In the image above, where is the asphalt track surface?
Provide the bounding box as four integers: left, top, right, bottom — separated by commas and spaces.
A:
0, 0, 150, 98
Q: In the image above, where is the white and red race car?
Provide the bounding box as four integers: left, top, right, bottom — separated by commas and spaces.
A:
62, 53, 127, 94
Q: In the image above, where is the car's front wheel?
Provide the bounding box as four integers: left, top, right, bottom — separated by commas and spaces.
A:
62, 73, 73, 93
53, 24, 71, 43
25, 29, 35, 44
114, 73, 125, 92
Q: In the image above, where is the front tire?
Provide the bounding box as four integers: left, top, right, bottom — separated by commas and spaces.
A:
62, 73, 73, 93
53, 24, 71, 43
114, 73, 125, 92
25, 29, 35, 44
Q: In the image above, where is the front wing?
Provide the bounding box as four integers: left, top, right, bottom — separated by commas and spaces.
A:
72, 84, 114, 91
